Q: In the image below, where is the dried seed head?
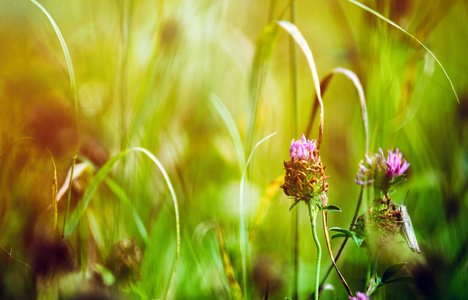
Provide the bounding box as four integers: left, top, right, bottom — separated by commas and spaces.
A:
281, 134, 329, 202
369, 198, 402, 245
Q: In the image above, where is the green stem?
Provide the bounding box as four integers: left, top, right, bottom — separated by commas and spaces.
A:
307, 200, 321, 300
289, 1, 299, 299
365, 250, 379, 296
365, 256, 371, 287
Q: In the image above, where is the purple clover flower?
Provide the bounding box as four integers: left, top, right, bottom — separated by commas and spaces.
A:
349, 291, 369, 300
289, 134, 317, 161
381, 148, 410, 180
355, 148, 409, 186
355, 154, 377, 186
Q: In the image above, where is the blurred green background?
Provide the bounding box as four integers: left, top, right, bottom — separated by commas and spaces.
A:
0, 0, 467, 299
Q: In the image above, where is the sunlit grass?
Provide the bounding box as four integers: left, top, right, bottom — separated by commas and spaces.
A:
0, 0, 467, 299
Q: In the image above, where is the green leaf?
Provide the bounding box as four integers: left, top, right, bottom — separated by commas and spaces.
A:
289, 201, 300, 211
331, 233, 348, 239
379, 276, 416, 286
321, 205, 342, 212
329, 227, 365, 247
352, 234, 365, 247
390, 175, 407, 188
329, 227, 354, 238
381, 262, 407, 283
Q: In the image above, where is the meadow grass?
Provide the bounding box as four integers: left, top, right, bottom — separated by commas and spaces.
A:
0, 0, 467, 299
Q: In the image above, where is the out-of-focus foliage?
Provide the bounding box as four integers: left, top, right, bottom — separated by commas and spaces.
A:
0, 0, 467, 299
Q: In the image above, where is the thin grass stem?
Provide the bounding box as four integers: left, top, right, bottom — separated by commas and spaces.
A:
289, 2, 300, 299
240, 132, 277, 300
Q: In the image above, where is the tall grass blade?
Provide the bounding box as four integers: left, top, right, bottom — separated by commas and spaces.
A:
343, 0, 459, 103
103, 178, 150, 245
29, 0, 81, 237
29, 0, 78, 109
275, 21, 325, 147
239, 132, 277, 299
305, 68, 369, 154
246, 23, 279, 153
209, 94, 246, 170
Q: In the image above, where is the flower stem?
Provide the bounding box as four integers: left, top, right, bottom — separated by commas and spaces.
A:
320, 195, 353, 297
317, 186, 364, 291
307, 200, 321, 300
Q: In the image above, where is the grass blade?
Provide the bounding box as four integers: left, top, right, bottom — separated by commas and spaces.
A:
343, 0, 459, 103
29, 0, 81, 237
64, 147, 180, 300
275, 21, 324, 147
103, 178, 150, 245
209, 94, 246, 170
247, 21, 326, 150
305, 67, 369, 154
239, 132, 277, 299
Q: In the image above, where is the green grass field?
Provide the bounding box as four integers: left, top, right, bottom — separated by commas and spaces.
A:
0, 0, 467, 299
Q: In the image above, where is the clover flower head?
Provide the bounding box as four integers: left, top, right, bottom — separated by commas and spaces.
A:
289, 134, 317, 161
349, 291, 369, 300
382, 148, 410, 179
355, 153, 379, 186
355, 148, 409, 188
282, 134, 328, 202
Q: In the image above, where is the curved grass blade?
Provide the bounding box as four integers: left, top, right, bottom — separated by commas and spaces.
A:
29, 0, 78, 110
305, 67, 369, 154
103, 178, 150, 245
343, 0, 459, 103
275, 21, 324, 148
209, 94, 246, 170
239, 132, 277, 299
64, 147, 180, 300
29, 0, 81, 237
247, 21, 325, 150
246, 23, 279, 153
